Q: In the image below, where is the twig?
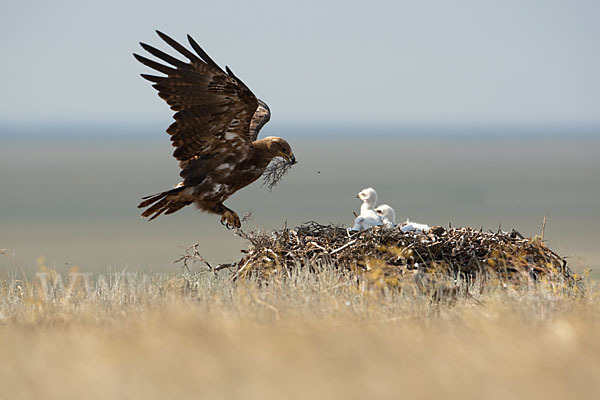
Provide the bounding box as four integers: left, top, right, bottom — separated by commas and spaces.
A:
173, 243, 216, 275
308, 241, 327, 252
262, 158, 294, 191
539, 215, 547, 241
330, 239, 357, 254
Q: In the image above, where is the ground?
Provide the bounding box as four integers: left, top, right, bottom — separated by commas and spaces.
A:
1, 265, 599, 400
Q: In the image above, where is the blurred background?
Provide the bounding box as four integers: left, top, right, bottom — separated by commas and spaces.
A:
1, 0, 599, 276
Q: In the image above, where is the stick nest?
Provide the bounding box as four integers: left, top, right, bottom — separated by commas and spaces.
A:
230, 222, 579, 288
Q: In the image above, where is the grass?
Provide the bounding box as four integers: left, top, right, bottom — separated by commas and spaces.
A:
1, 263, 599, 400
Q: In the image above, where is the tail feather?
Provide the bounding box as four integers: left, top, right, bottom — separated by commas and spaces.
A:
138, 187, 192, 220
164, 202, 188, 215
138, 191, 170, 208
142, 197, 171, 220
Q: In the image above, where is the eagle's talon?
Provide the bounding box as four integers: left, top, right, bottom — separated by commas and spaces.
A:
220, 210, 241, 230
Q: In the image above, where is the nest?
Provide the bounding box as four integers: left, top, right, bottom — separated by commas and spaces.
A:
229, 222, 578, 288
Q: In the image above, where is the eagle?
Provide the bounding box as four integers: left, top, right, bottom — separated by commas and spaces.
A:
134, 31, 296, 229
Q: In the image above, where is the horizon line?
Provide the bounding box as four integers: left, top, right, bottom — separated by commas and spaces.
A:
1, 120, 599, 139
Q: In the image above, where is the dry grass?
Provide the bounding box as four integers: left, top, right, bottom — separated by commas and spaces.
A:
1, 263, 599, 400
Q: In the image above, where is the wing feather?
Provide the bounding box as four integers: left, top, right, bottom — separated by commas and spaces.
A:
135, 32, 271, 179
187, 34, 222, 71
139, 42, 189, 69
133, 53, 176, 76
249, 100, 271, 141
155, 30, 203, 64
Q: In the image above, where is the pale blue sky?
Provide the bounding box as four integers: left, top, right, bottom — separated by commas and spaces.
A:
1, 0, 599, 127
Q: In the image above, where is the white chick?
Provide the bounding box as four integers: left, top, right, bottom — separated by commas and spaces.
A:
400, 219, 430, 233
375, 204, 396, 229
351, 188, 382, 231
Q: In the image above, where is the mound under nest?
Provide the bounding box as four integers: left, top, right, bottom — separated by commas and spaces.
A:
221, 222, 579, 287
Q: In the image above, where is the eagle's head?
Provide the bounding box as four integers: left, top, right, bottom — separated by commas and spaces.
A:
264, 136, 296, 165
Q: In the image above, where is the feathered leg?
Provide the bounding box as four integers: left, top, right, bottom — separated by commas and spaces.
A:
212, 203, 241, 229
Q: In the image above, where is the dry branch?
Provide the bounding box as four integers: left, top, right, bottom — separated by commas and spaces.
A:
262, 158, 294, 191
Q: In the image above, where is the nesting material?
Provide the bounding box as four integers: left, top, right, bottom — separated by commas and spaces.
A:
232, 222, 578, 287
262, 158, 295, 191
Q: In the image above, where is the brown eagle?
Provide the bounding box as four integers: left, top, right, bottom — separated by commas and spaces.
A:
134, 31, 296, 229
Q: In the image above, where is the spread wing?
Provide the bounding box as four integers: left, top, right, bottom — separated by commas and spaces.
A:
134, 31, 271, 171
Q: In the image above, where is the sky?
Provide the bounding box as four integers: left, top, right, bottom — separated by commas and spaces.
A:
0, 0, 599, 127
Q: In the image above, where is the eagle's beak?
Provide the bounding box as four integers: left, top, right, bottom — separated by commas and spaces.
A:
280, 152, 297, 165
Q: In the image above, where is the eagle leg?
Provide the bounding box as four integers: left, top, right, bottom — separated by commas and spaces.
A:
214, 203, 241, 229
